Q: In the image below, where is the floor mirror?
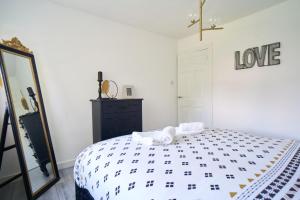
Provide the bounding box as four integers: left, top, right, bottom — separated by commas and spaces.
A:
0, 37, 59, 199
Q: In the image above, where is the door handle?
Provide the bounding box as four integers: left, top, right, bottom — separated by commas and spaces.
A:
178, 96, 183, 99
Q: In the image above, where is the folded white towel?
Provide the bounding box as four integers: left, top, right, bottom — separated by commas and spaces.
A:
179, 122, 204, 131
132, 126, 176, 146
176, 122, 205, 135
132, 132, 154, 146
157, 126, 176, 145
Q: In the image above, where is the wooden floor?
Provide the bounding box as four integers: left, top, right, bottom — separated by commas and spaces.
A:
0, 167, 75, 200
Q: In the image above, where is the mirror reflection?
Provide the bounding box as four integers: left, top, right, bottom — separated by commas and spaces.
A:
1, 50, 54, 193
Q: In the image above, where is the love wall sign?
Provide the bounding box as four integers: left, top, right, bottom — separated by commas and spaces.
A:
235, 42, 281, 70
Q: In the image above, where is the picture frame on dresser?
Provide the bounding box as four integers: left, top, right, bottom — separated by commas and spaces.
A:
122, 85, 135, 99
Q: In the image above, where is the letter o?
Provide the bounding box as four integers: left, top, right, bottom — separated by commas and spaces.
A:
243, 49, 256, 68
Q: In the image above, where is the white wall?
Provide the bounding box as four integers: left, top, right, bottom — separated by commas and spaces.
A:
178, 0, 300, 140
0, 0, 178, 169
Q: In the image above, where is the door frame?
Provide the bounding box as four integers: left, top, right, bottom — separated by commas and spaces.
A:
177, 42, 214, 127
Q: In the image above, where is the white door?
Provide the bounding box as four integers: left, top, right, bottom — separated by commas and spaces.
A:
178, 46, 212, 127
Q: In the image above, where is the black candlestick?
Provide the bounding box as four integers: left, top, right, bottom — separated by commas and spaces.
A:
27, 87, 34, 97
27, 87, 39, 111
97, 71, 103, 99
98, 71, 102, 81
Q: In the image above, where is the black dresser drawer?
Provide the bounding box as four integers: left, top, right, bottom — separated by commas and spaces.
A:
91, 99, 143, 143
102, 100, 141, 114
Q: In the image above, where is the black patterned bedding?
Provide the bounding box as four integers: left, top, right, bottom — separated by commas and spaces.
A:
74, 129, 300, 200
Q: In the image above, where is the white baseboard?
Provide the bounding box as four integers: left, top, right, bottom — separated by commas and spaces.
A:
57, 159, 75, 170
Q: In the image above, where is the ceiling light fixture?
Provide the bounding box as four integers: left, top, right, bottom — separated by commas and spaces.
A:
188, 0, 224, 41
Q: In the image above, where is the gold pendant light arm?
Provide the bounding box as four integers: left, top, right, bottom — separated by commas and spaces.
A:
187, 19, 200, 28
187, 0, 223, 41
202, 27, 224, 31
199, 0, 203, 41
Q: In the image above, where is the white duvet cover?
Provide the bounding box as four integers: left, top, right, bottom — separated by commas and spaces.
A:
74, 129, 300, 200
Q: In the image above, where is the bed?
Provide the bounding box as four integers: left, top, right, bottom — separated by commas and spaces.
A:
74, 129, 300, 200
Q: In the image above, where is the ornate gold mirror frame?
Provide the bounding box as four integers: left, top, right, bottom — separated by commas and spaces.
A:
0, 37, 30, 88
0, 37, 32, 54
0, 37, 59, 200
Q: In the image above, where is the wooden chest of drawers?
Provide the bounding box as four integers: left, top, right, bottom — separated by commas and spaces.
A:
91, 99, 143, 143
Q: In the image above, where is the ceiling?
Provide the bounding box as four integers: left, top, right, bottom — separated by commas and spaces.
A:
48, 0, 287, 38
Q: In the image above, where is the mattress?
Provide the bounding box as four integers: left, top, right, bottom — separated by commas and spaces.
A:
74, 129, 300, 200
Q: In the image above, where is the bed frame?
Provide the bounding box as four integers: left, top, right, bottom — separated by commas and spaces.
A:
75, 183, 94, 200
